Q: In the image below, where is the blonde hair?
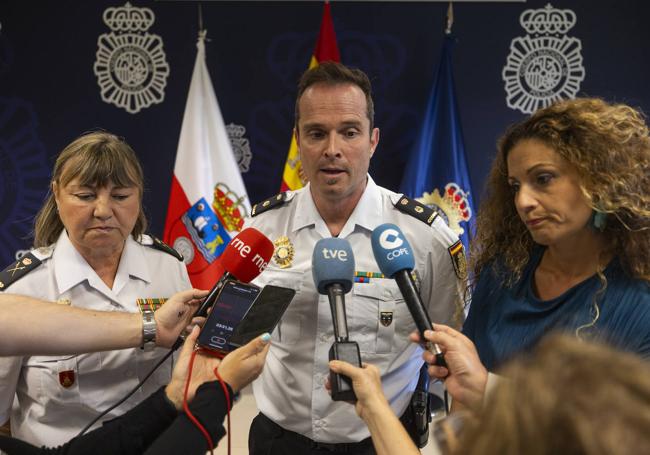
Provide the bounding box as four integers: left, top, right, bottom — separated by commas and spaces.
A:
33, 131, 147, 247
456, 334, 650, 454
472, 98, 650, 286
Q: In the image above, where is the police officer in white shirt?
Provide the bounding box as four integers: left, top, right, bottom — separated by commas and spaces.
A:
0, 132, 191, 447
245, 62, 465, 454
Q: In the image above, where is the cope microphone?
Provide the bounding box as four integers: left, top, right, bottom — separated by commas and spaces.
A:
371, 223, 446, 367
195, 227, 274, 318
312, 237, 362, 401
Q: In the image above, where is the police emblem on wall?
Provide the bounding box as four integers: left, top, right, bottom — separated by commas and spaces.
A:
94, 2, 170, 114
418, 183, 472, 237
226, 123, 252, 173
0, 99, 51, 267
502, 3, 585, 114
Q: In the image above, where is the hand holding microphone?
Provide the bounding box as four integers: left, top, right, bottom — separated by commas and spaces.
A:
312, 237, 362, 401
371, 223, 446, 367
194, 227, 274, 318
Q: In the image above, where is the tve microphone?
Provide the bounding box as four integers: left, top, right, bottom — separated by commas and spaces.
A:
312, 237, 361, 401
371, 223, 446, 367
195, 227, 274, 317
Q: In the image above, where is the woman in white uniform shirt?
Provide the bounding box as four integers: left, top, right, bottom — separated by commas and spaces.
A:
0, 132, 191, 446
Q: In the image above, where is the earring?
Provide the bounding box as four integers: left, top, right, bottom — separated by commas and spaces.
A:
590, 209, 607, 232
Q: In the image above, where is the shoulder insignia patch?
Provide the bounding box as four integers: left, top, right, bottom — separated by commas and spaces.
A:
448, 240, 468, 280
394, 196, 439, 226
251, 192, 288, 217
148, 235, 184, 262
0, 253, 42, 291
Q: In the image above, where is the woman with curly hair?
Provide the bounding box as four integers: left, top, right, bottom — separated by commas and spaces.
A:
446, 97, 650, 374
459, 97, 650, 372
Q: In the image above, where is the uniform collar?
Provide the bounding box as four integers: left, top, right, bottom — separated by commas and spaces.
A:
291, 175, 383, 238
54, 231, 151, 296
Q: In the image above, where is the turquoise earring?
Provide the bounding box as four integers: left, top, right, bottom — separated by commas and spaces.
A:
590, 210, 607, 232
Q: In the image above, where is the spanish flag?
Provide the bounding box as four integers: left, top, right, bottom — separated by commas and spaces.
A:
280, 1, 340, 191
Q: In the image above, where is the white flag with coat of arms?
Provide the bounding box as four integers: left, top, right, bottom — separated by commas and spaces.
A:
163, 31, 250, 289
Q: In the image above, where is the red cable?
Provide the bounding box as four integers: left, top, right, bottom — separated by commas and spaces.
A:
182, 348, 232, 455
214, 366, 232, 455
183, 349, 214, 454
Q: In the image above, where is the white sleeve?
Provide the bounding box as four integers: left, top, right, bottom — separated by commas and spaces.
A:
422, 222, 466, 329
178, 260, 192, 289
0, 356, 21, 424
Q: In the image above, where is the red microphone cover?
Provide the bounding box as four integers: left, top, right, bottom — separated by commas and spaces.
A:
219, 227, 274, 282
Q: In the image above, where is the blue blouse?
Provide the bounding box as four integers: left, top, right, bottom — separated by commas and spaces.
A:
463, 249, 650, 371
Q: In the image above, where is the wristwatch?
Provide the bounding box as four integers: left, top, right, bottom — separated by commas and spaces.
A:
141, 309, 157, 351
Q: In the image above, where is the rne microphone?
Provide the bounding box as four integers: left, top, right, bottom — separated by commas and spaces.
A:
371, 223, 446, 367
195, 227, 274, 318
312, 237, 361, 401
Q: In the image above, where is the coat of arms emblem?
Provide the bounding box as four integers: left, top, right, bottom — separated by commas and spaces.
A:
94, 2, 170, 114
502, 3, 585, 114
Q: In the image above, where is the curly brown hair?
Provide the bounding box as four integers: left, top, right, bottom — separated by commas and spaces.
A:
33, 131, 147, 247
472, 98, 650, 285
455, 334, 650, 455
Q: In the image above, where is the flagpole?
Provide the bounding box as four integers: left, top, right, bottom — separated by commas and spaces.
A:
445, 1, 453, 35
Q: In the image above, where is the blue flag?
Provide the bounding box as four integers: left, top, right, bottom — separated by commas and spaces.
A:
400, 34, 475, 251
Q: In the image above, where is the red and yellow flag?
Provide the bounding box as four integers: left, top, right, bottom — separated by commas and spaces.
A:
280, 1, 340, 192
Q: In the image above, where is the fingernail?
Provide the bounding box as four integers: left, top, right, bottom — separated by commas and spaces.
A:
424, 330, 433, 337
261, 333, 271, 343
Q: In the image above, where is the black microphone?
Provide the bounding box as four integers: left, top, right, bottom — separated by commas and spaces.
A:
312, 237, 361, 401
371, 223, 446, 367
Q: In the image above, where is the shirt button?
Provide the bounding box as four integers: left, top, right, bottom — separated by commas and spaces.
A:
320, 333, 329, 342
125, 370, 135, 378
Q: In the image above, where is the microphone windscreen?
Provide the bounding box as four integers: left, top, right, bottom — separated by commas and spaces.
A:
371, 223, 415, 278
220, 227, 274, 282
312, 237, 355, 294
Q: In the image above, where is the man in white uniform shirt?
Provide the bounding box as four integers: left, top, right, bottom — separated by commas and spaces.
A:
245, 62, 464, 454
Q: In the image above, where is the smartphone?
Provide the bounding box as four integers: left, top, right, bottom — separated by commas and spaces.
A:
229, 284, 296, 348
197, 280, 262, 353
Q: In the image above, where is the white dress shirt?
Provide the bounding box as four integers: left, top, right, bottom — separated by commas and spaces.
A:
0, 231, 191, 447
246, 176, 462, 443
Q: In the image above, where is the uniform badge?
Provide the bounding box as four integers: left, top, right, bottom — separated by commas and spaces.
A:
380, 311, 393, 327
136, 298, 167, 313
273, 236, 294, 269
448, 240, 468, 280
0, 253, 42, 291
354, 271, 385, 283
59, 370, 75, 388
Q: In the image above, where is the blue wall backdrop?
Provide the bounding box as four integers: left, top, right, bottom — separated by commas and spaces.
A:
1, 0, 648, 265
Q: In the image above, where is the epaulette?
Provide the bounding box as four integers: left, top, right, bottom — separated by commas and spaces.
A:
147, 235, 184, 262
0, 253, 42, 291
394, 195, 439, 226
251, 192, 290, 217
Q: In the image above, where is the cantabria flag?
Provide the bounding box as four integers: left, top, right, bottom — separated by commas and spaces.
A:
163, 32, 250, 289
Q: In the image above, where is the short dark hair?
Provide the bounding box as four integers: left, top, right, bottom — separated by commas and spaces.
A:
294, 61, 375, 131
